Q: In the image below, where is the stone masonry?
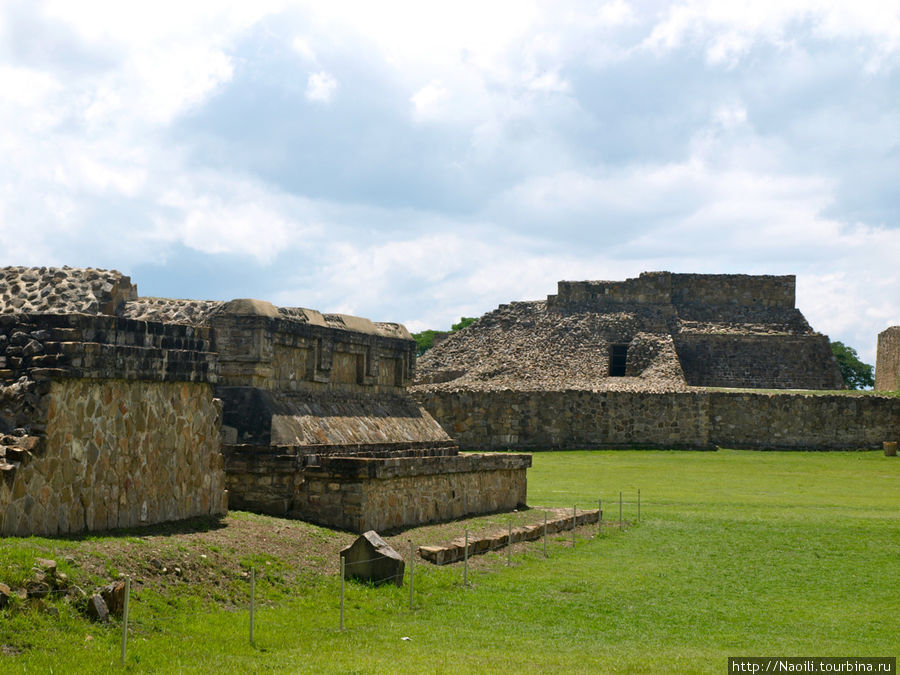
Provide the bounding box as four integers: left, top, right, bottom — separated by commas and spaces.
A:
418, 388, 899, 451
416, 272, 843, 392
2, 265, 530, 536
875, 326, 900, 391
206, 299, 531, 532
0, 270, 225, 536
413, 273, 899, 452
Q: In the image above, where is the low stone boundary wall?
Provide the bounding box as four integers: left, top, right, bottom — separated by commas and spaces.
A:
292, 453, 532, 533
708, 391, 900, 450
417, 389, 900, 451
418, 389, 712, 450
418, 508, 601, 564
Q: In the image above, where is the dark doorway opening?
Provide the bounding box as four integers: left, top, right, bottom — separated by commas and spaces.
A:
609, 344, 628, 376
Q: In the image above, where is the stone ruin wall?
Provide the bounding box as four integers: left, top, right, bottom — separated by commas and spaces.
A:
875, 327, 900, 391
669, 273, 795, 311
226, 444, 531, 532
417, 388, 900, 452
0, 309, 225, 536
280, 452, 528, 533
210, 302, 423, 451
419, 389, 711, 450
212, 303, 531, 531
673, 334, 842, 389
1, 266, 533, 536
548, 272, 796, 311
537, 272, 843, 391
208, 303, 415, 395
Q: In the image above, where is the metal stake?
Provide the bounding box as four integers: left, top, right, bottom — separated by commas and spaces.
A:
464, 528, 469, 587
507, 519, 512, 566
250, 567, 256, 644
543, 512, 548, 557
572, 505, 577, 547
619, 491, 623, 530
408, 540, 414, 611
638, 488, 641, 523
339, 558, 345, 630
598, 498, 602, 535
120, 576, 130, 665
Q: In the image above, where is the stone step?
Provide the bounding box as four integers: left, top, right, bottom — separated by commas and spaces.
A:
418, 508, 602, 565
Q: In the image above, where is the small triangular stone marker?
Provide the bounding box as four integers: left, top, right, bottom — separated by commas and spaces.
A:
340, 531, 405, 587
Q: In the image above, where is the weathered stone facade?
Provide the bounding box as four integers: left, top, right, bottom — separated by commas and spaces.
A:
875, 327, 900, 391
417, 272, 843, 392
0, 285, 226, 536
412, 272, 881, 452
292, 453, 530, 532
418, 388, 900, 451
1, 266, 531, 537
2, 379, 223, 536
209, 299, 530, 532
0, 266, 536, 536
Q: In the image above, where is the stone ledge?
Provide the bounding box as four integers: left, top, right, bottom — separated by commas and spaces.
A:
223, 439, 458, 462
418, 509, 601, 564
311, 453, 532, 480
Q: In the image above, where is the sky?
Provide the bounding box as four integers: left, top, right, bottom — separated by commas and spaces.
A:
1, 1, 898, 363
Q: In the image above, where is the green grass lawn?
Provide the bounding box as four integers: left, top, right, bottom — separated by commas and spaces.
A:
2, 450, 898, 673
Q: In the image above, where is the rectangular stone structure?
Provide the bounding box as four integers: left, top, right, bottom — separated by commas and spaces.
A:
1, 312, 226, 536
875, 326, 900, 391
292, 453, 531, 533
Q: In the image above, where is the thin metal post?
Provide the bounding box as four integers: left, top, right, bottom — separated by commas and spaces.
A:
572, 505, 577, 547
638, 488, 641, 523
598, 498, 602, 535
250, 567, 256, 645
619, 491, 623, 530
408, 540, 414, 611
543, 512, 548, 557
120, 576, 130, 665
339, 558, 345, 630
507, 518, 512, 566
463, 528, 469, 587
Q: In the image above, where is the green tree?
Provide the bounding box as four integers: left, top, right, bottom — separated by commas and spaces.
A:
451, 317, 476, 332
830, 341, 874, 390
412, 317, 477, 356
413, 329, 440, 356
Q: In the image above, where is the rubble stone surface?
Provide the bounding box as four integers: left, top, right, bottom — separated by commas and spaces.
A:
0, 267, 136, 316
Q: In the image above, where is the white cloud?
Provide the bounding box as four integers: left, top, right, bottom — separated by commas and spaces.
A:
642, 1, 900, 67
291, 36, 318, 63
712, 103, 748, 129
306, 71, 338, 103
0, 0, 898, 364
595, 0, 636, 28
410, 82, 449, 120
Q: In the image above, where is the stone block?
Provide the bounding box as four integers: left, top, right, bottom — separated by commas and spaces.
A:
340, 530, 405, 587
101, 580, 127, 616
86, 594, 109, 622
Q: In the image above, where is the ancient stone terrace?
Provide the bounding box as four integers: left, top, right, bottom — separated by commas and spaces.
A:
416, 272, 842, 392
413, 273, 899, 452
1, 266, 530, 536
